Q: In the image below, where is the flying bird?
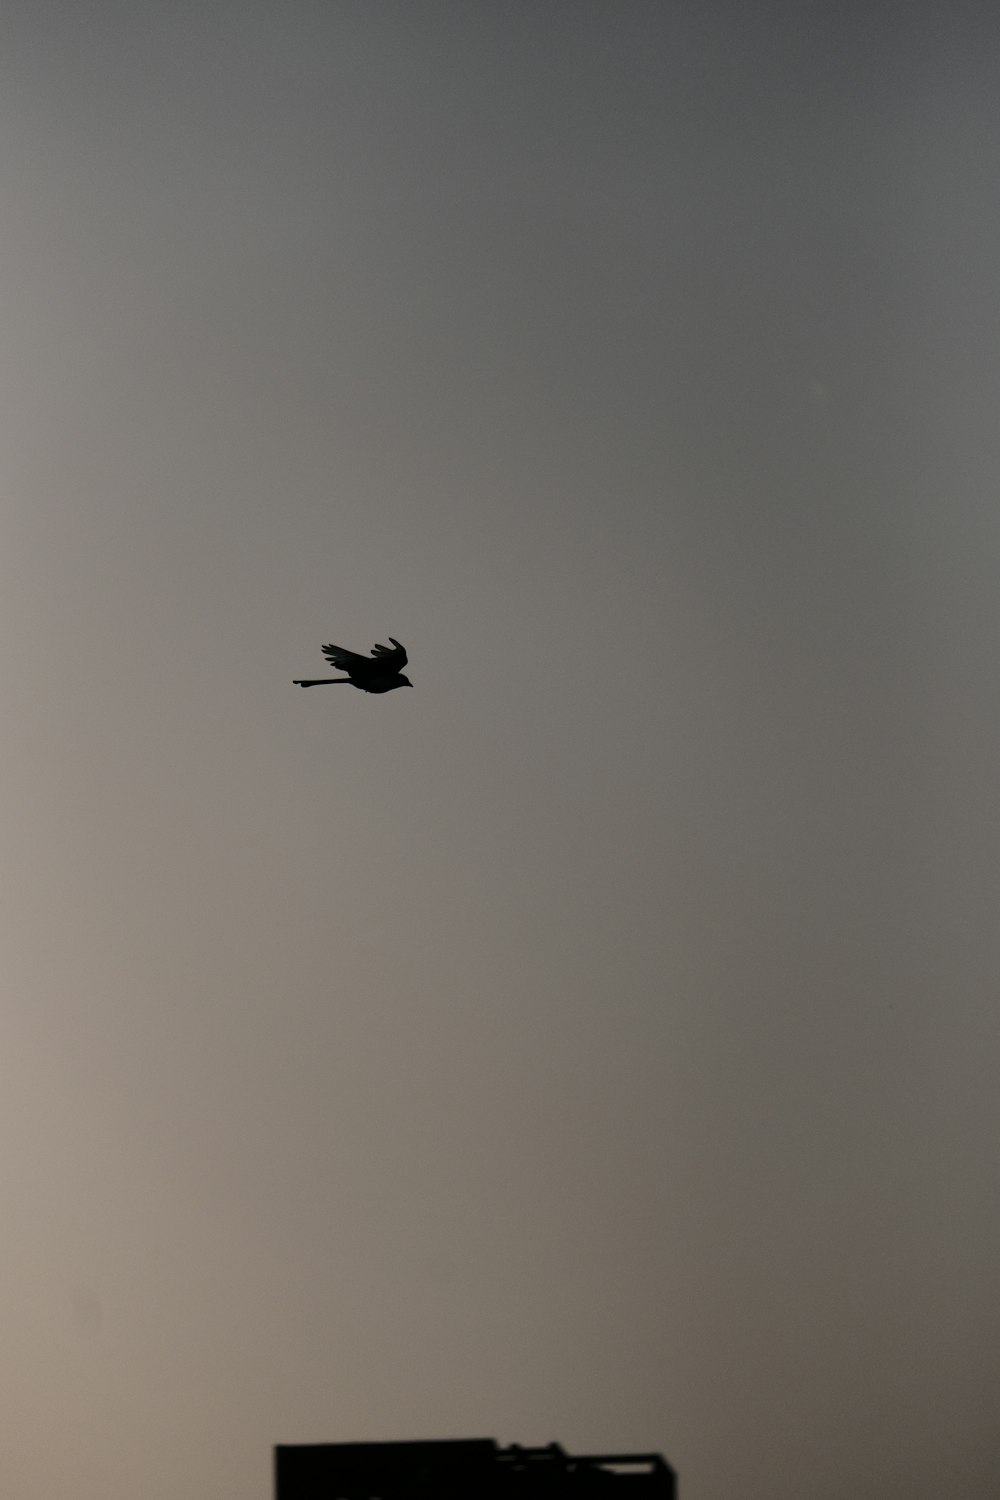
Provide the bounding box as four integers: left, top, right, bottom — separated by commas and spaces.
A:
294, 637, 412, 693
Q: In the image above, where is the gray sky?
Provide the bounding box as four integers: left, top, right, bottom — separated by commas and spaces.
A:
1, 3, 998, 1497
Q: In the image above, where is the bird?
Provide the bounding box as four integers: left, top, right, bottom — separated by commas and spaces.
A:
294, 637, 412, 693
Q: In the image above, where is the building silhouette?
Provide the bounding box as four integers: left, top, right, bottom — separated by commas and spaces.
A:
275, 1439, 676, 1500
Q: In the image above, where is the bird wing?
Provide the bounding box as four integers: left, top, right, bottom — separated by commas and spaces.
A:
321, 643, 370, 672
370, 637, 407, 671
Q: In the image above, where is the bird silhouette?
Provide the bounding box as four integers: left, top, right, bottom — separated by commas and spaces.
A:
294, 637, 412, 693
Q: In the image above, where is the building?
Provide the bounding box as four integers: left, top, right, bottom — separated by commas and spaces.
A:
275, 1439, 676, 1500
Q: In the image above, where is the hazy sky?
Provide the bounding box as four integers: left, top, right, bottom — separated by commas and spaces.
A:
2, 4, 998, 1497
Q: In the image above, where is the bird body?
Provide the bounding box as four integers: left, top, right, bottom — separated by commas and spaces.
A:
294, 637, 411, 693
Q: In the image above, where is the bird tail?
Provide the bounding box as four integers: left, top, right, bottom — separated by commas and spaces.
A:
293, 678, 353, 687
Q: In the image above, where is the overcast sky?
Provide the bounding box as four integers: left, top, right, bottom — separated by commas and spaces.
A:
1, 4, 998, 1498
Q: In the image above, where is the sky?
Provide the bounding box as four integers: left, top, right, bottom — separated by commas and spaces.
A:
1, 3, 998, 1497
